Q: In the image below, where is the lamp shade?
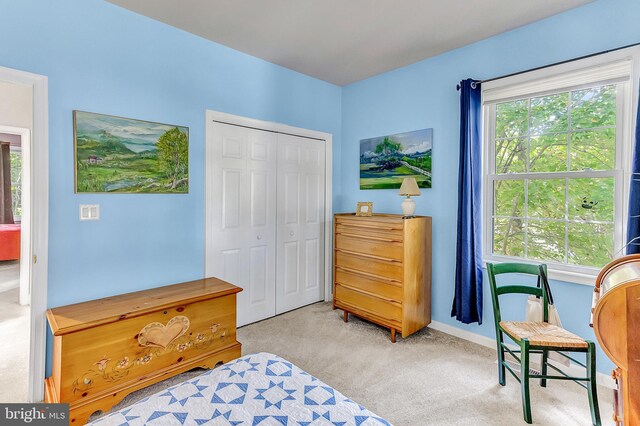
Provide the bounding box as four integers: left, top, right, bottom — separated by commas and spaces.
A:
399, 178, 421, 196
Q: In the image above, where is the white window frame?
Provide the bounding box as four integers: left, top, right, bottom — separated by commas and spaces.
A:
482, 46, 640, 286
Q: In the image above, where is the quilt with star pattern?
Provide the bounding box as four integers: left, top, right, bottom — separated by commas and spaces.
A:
89, 352, 391, 426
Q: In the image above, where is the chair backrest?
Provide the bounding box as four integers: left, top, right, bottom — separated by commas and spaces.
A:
486, 262, 549, 325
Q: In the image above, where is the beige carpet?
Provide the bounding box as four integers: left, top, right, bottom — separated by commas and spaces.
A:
0, 266, 30, 403
91, 302, 613, 425
0, 260, 20, 293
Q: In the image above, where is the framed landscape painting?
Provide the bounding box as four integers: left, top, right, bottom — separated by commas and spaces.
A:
74, 111, 189, 193
359, 128, 432, 190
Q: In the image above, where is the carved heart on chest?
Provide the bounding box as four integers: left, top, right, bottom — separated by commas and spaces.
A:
138, 315, 190, 349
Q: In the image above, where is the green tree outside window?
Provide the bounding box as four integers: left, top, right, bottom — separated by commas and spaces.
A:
492, 84, 616, 268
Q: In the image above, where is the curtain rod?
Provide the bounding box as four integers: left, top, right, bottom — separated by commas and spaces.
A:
456, 41, 640, 90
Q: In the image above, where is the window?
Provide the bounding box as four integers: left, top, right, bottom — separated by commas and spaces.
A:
10, 147, 22, 221
482, 49, 639, 283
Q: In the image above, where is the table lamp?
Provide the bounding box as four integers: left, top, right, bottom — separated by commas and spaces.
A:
399, 177, 421, 217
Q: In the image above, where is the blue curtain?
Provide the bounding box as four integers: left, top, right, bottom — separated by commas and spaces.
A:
451, 79, 483, 325
627, 82, 640, 254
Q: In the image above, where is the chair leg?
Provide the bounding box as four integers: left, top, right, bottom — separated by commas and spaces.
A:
540, 349, 548, 388
496, 332, 506, 386
586, 342, 601, 426
520, 340, 532, 424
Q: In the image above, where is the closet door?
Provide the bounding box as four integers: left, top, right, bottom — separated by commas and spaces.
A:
206, 122, 277, 326
276, 133, 325, 314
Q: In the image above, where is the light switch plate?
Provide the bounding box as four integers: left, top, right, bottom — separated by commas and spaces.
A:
80, 204, 100, 221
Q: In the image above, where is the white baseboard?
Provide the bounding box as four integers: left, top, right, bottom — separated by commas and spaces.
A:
429, 320, 616, 389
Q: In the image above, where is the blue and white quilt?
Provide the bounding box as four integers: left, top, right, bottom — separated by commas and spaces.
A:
89, 352, 391, 426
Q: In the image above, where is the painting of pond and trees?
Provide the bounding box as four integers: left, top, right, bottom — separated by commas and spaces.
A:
74, 111, 189, 193
360, 128, 432, 190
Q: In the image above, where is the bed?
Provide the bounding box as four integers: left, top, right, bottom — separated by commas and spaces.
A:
89, 352, 391, 425
0, 223, 20, 261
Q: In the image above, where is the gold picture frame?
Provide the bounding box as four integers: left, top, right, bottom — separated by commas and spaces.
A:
356, 202, 373, 216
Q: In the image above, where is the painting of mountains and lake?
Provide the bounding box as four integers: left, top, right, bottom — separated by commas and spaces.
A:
74, 111, 189, 193
360, 128, 432, 190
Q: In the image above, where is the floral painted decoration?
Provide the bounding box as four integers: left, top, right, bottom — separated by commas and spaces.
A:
72, 320, 229, 394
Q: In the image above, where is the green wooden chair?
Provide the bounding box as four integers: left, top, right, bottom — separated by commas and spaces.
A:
486, 262, 600, 425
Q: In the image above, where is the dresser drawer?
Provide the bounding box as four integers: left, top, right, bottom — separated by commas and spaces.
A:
335, 284, 402, 323
335, 250, 403, 282
335, 268, 402, 302
335, 233, 403, 261
335, 221, 403, 241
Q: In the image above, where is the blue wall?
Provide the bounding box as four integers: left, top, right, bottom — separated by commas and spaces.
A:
341, 0, 640, 373
0, 0, 342, 304
1, 0, 638, 377
0, 0, 342, 374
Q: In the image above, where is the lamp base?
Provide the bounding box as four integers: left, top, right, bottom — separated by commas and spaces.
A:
401, 197, 416, 217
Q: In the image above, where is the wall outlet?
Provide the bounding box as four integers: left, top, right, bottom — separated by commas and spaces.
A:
80, 204, 100, 221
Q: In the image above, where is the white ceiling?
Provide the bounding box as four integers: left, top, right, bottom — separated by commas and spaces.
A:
107, 0, 592, 86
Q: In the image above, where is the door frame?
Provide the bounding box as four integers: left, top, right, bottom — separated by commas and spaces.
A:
0, 65, 49, 403
205, 109, 333, 302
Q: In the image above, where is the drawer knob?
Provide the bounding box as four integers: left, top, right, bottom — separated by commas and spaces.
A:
257, 235, 262, 240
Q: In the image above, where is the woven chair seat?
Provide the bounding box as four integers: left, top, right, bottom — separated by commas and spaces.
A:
499, 321, 588, 349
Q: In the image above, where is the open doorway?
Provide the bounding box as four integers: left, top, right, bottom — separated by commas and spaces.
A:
0, 67, 48, 403
0, 79, 33, 403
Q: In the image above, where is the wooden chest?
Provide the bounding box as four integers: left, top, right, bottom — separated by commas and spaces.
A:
44, 278, 242, 424
333, 213, 432, 342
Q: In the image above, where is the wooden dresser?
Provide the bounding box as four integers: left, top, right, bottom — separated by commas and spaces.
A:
45, 278, 242, 425
333, 213, 431, 342
591, 254, 640, 425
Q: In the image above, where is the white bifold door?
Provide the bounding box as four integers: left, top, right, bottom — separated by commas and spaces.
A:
206, 121, 325, 327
